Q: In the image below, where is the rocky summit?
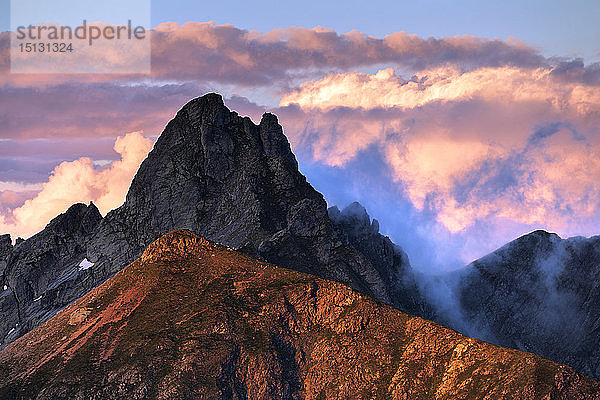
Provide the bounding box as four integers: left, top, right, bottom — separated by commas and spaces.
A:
1, 230, 598, 400
0, 93, 427, 349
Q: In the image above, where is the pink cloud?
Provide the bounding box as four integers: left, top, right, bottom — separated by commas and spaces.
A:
0, 23, 596, 144
0, 22, 548, 87
0, 190, 37, 213
276, 66, 600, 237
0, 82, 206, 140
0, 132, 153, 239
280, 66, 600, 113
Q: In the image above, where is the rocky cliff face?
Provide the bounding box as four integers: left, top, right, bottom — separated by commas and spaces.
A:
0, 93, 426, 349
1, 230, 597, 400
328, 202, 426, 315
0, 203, 101, 347
455, 229, 600, 380
0, 234, 11, 275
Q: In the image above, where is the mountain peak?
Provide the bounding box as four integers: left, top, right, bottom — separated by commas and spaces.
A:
329, 202, 379, 234
185, 92, 225, 110
175, 92, 232, 130
526, 229, 561, 240
44, 202, 101, 235
259, 111, 278, 125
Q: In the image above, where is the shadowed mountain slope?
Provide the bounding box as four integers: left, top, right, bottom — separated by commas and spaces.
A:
0, 230, 598, 400
0, 203, 102, 345
455, 229, 600, 380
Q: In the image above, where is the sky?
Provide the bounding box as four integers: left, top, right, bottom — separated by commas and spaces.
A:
152, 0, 600, 63
2, 0, 599, 62
1, 0, 600, 271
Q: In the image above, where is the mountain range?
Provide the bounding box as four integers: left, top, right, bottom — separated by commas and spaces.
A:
1, 230, 598, 399
1, 93, 600, 391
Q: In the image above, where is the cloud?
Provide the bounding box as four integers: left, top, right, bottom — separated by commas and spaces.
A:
0, 190, 37, 215
0, 82, 207, 140
549, 58, 600, 85
150, 23, 548, 84
276, 66, 600, 241
1, 23, 597, 143
280, 66, 600, 112
1, 22, 549, 87
0, 132, 153, 239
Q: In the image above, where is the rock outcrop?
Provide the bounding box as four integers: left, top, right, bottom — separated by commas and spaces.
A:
0, 234, 11, 275
455, 229, 600, 380
0, 93, 426, 348
1, 230, 598, 399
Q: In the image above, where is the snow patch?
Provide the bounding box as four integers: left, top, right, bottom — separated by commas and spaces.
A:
78, 258, 94, 271
7, 328, 15, 335
34, 295, 42, 302
2, 285, 6, 291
